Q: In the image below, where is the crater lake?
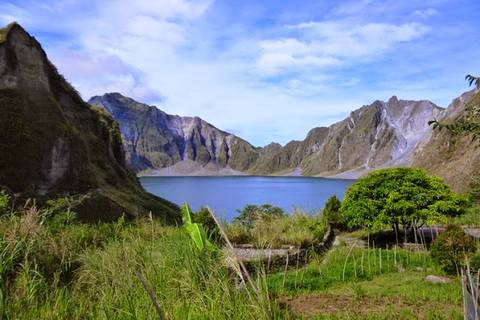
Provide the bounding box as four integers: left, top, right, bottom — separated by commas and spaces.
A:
140, 176, 355, 221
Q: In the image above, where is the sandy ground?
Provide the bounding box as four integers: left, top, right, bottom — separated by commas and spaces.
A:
138, 160, 246, 176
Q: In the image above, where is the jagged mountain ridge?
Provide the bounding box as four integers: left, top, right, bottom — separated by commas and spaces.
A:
88, 93, 261, 175
0, 23, 179, 222
90, 93, 443, 178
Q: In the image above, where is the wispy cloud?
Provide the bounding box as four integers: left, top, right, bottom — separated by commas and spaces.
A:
412, 8, 438, 19
257, 21, 428, 74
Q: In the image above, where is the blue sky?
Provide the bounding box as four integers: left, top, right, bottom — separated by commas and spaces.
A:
1, 0, 479, 146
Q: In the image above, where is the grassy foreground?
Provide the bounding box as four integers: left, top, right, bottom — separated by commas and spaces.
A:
268, 245, 463, 319
0, 199, 280, 319
0, 195, 467, 319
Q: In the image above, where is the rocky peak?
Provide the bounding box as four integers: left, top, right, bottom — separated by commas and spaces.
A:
0, 23, 179, 222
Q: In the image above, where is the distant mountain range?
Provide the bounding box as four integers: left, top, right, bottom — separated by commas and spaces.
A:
89, 92, 455, 180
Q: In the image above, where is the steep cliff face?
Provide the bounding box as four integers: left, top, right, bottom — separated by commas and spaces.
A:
412, 89, 480, 192
250, 97, 442, 177
0, 23, 179, 222
300, 97, 443, 176
89, 93, 259, 174
90, 92, 443, 178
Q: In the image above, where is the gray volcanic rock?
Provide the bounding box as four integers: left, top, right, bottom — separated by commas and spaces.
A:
88, 93, 260, 173
412, 89, 480, 192
251, 97, 443, 177
90, 93, 443, 178
302, 97, 443, 176
0, 23, 179, 222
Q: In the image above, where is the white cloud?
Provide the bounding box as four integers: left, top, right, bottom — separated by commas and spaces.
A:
257, 22, 428, 74
413, 8, 438, 19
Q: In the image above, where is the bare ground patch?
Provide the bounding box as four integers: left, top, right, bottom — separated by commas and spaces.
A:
280, 294, 462, 319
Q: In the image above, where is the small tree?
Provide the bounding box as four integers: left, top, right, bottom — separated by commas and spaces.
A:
430, 224, 475, 274
322, 195, 344, 228
341, 168, 466, 240
233, 204, 285, 228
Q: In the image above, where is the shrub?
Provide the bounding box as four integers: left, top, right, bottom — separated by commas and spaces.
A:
225, 223, 251, 244
322, 195, 345, 229
226, 210, 326, 248
469, 252, 480, 271
430, 224, 475, 274
233, 204, 285, 228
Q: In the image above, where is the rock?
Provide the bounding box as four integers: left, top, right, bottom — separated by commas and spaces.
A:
425, 275, 453, 284
89, 93, 445, 178
412, 89, 480, 192
0, 23, 180, 222
89, 93, 260, 173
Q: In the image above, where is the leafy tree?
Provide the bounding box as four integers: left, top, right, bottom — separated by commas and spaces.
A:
233, 204, 285, 228
340, 168, 466, 239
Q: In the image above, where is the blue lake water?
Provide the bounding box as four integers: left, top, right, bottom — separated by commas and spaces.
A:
140, 176, 355, 221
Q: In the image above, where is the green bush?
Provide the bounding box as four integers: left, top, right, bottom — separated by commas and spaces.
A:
226, 208, 326, 248
322, 195, 346, 229
233, 204, 285, 228
469, 252, 480, 271
430, 224, 475, 274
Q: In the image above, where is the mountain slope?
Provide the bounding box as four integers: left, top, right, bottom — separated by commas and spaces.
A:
412, 89, 480, 192
249, 97, 443, 177
301, 97, 443, 177
90, 93, 443, 178
0, 23, 179, 222
89, 93, 260, 175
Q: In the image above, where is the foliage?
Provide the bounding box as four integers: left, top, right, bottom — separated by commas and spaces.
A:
469, 252, 480, 271
0, 190, 9, 215
341, 168, 466, 234
0, 199, 279, 319
181, 204, 214, 252
226, 209, 326, 248
322, 194, 345, 229
191, 207, 222, 243
430, 224, 476, 274
453, 205, 480, 227
466, 74, 480, 89
429, 75, 480, 138
233, 204, 285, 228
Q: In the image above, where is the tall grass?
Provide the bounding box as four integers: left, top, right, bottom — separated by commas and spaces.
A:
0, 199, 281, 319
225, 211, 327, 248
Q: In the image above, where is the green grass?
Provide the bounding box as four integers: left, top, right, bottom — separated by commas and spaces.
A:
267, 245, 462, 319
0, 201, 281, 319
453, 204, 480, 227
0, 195, 465, 319
225, 211, 327, 248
